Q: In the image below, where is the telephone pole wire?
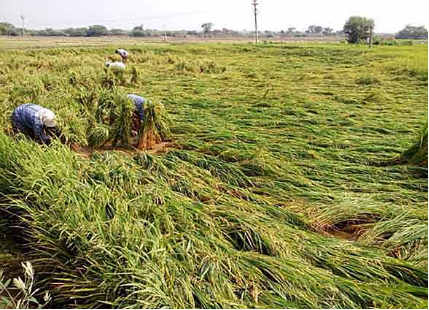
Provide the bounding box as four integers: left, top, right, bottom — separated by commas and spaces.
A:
252, 0, 259, 44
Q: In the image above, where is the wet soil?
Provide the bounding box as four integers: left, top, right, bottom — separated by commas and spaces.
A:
320, 216, 379, 241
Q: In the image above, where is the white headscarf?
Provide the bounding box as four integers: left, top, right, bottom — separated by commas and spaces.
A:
40, 109, 57, 127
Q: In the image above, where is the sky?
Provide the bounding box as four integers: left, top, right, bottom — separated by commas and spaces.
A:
0, 0, 428, 33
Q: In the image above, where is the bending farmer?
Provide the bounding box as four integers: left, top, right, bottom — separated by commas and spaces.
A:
115, 48, 129, 63
127, 94, 145, 144
105, 61, 126, 71
12, 103, 60, 145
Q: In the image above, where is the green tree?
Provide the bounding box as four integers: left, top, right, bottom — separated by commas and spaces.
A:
130, 25, 146, 37
323, 27, 333, 36
109, 28, 128, 36
0, 22, 18, 36
201, 22, 213, 34
64, 27, 88, 37
396, 25, 428, 39
37, 28, 66, 36
87, 25, 108, 37
344, 16, 374, 43
307, 25, 323, 34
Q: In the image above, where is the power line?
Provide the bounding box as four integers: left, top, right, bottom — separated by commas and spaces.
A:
251, 0, 259, 44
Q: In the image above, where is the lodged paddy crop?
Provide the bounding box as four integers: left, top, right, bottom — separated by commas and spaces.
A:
0, 41, 427, 308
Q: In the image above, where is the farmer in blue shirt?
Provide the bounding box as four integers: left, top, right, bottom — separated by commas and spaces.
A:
127, 94, 145, 121
11, 103, 60, 145
127, 94, 146, 146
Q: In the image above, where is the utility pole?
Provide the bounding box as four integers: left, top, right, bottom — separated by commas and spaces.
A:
20, 14, 25, 37
369, 25, 373, 48
251, 0, 259, 44
162, 24, 167, 41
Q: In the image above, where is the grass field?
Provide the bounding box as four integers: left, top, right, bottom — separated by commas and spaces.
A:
0, 38, 427, 308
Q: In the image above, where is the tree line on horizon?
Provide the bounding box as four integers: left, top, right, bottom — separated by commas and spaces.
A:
0, 22, 342, 38
0, 18, 427, 41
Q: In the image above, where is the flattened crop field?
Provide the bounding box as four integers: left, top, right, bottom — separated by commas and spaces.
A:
0, 38, 427, 308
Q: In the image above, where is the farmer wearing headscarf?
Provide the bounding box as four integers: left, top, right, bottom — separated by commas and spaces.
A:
11, 103, 60, 145
115, 48, 129, 63
127, 94, 146, 144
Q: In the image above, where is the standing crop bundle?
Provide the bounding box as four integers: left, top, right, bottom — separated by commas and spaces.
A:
101, 69, 117, 89
95, 89, 116, 124
110, 93, 135, 147
85, 91, 171, 149
137, 100, 171, 150
87, 124, 110, 148
130, 66, 139, 84
85, 91, 133, 148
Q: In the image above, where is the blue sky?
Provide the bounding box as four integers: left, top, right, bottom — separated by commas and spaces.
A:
1, 0, 428, 33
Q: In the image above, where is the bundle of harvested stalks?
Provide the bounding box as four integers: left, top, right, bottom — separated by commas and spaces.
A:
110, 93, 134, 147
130, 66, 139, 84
101, 69, 117, 89
85, 91, 135, 148
137, 100, 171, 150
87, 124, 110, 148
95, 90, 116, 124
85, 91, 170, 149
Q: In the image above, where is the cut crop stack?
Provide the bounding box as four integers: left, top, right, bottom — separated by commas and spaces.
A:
86, 90, 170, 150
110, 93, 134, 147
